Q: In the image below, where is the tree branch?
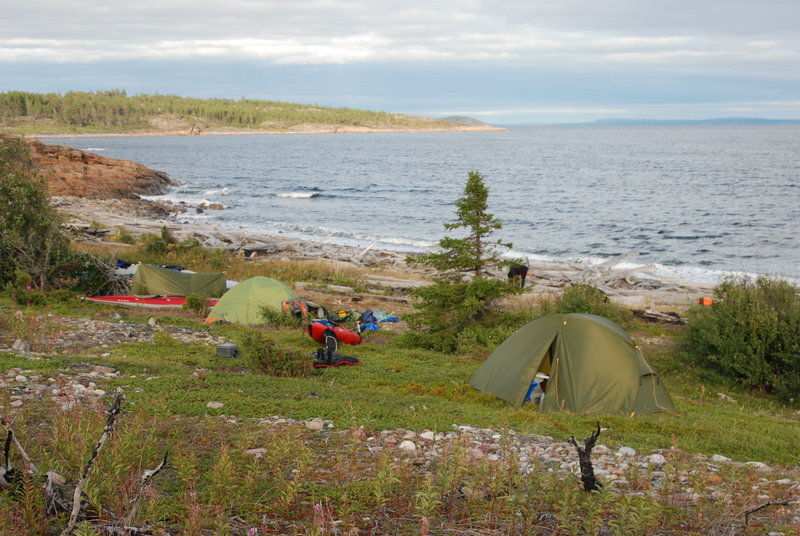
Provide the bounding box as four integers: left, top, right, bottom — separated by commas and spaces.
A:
124, 451, 169, 527
60, 390, 124, 536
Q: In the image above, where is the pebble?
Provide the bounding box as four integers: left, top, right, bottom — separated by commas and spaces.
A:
398, 440, 417, 453
206, 401, 224, 409
245, 448, 269, 458
304, 418, 324, 431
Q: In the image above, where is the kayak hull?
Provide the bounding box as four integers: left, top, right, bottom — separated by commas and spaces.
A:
305, 319, 362, 346
84, 295, 219, 309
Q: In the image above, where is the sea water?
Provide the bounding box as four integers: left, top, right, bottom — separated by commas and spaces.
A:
42, 125, 800, 284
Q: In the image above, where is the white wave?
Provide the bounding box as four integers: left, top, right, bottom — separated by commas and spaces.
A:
499, 248, 732, 286
374, 236, 437, 250
204, 187, 232, 196
84, 147, 105, 151
277, 192, 320, 199
141, 194, 198, 206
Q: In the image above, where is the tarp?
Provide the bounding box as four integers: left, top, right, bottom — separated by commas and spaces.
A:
130, 264, 227, 297
206, 276, 297, 324
470, 313, 674, 415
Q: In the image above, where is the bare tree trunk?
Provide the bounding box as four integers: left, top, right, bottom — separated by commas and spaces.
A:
568, 422, 604, 492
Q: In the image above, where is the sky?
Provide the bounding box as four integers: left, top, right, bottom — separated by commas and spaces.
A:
2, 0, 799, 124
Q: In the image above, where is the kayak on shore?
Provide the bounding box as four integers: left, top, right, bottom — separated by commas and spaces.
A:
83, 295, 219, 309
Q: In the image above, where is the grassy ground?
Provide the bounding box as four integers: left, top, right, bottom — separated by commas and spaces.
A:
0, 245, 798, 535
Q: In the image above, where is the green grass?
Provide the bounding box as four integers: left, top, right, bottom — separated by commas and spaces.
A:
1, 250, 798, 534
4, 301, 794, 466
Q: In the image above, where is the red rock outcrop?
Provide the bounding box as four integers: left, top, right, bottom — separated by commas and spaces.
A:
2, 135, 178, 199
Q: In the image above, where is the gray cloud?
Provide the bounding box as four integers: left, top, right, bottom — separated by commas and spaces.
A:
2, 1, 799, 122
4, 1, 799, 62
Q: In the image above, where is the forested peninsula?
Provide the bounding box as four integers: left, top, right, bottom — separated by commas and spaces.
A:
0, 90, 501, 136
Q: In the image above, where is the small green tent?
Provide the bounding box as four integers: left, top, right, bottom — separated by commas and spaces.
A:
205, 277, 297, 325
470, 313, 674, 415
130, 264, 227, 297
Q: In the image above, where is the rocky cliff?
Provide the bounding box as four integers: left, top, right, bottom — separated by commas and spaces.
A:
2, 135, 178, 199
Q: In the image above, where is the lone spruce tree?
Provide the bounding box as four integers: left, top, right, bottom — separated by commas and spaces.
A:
405, 170, 521, 353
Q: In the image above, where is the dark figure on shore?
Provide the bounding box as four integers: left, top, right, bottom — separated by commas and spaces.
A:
507, 264, 529, 288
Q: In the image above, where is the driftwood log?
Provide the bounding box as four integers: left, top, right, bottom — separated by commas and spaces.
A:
633, 309, 686, 324
568, 422, 604, 492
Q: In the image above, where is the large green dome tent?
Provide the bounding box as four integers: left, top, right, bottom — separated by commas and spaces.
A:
470, 313, 674, 415
206, 277, 297, 325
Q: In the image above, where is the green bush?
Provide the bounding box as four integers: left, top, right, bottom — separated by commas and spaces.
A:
58, 251, 119, 295
0, 136, 73, 290
541, 284, 632, 325
111, 226, 136, 244
685, 275, 800, 401
259, 305, 305, 328
5, 285, 79, 306
183, 294, 209, 317
140, 226, 177, 254
239, 329, 312, 377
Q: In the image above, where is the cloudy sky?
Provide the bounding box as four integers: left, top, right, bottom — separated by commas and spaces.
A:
2, 0, 799, 124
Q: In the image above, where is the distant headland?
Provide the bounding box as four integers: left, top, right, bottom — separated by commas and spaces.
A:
0, 90, 503, 137
506, 117, 800, 127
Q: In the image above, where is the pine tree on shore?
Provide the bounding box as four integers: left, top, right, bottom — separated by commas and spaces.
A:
404, 170, 522, 353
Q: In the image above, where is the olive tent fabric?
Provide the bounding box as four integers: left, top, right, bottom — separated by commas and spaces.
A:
206, 277, 297, 325
470, 313, 674, 415
130, 264, 227, 297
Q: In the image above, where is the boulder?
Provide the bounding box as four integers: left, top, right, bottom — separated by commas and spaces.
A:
2, 135, 178, 199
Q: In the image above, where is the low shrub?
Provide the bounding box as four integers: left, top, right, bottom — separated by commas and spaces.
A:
57, 251, 120, 296
239, 329, 312, 377
540, 283, 632, 325
685, 275, 800, 401
111, 226, 136, 244
259, 305, 305, 328
5, 285, 79, 307
183, 294, 209, 317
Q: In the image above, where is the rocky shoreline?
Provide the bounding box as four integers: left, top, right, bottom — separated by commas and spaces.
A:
6, 133, 714, 311
55, 195, 714, 312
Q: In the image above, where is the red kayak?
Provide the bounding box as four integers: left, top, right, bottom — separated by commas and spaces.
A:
84, 295, 219, 309
305, 319, 362, 346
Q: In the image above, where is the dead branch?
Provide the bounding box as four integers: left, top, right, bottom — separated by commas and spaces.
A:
0, 431, 13, 490
44, 471, 73, 518
1, 416, 38, 476
568, 422, 603, 492
84, 254, 130, 295
744, 499, 795, 527
60, 390, 125, 536
124, 452, 169, 527
3, 430, 10, 470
